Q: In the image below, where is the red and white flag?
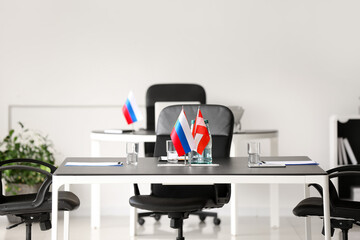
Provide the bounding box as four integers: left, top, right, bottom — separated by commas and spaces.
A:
192, 108, 210, 154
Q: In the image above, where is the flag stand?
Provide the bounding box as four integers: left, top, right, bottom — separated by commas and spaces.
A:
131, 123, 135, 132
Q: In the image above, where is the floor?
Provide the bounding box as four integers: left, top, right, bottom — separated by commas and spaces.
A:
0, 215, 358, 240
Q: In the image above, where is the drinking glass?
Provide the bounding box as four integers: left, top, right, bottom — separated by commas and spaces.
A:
126, 142, 139, 165
166, 140, 178, 163
248, 142, 260, 166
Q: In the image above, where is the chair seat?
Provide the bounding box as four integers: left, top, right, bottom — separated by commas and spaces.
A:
129, 195, 208, 213
0, 191, 80, 215
293, 197, 360, 221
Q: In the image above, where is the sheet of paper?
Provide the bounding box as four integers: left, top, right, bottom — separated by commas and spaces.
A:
160, 156, 187, 161
65, 162, 123, 167
264, 160, 318, 165
157, 163, 219, 167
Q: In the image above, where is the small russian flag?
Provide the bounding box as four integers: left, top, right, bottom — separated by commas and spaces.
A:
170, 109, 195, 156
122, 91, 143, 125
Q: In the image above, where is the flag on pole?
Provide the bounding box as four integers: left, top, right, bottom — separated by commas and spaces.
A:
170, 108, 195, 156
192, 108, 210, 154
122, 91, 143, 124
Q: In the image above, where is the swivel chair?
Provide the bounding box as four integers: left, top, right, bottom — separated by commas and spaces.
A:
130, 104, 233, 240
0, 159, 80, 240
293, 165, 360, 240
140, 84, 208, 224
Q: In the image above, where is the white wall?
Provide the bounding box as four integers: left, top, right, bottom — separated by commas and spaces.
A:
1, 0, 360, 217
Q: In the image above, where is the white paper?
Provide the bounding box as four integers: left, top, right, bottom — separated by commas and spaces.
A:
65, 162, 123, 167
264, 161, 318, 165
157, 163, 219, 167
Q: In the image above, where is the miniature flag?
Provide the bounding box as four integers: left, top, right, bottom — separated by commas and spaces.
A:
170, 108, 195, 156
122, 91, 143, 124
192, 108, 210, 154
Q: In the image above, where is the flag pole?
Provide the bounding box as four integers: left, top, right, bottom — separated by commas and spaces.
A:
182, 105, 187, 166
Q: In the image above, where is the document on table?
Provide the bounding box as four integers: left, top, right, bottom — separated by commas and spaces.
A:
263, 160, 318, 165
159, 156, 188, 161
65, 162, 123, 167
158, 164, 219, 167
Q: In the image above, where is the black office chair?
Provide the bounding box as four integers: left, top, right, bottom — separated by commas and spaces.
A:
130, 104, 233, 240
140, 84, 208, 225
144, 83, 206, 157
0, 158, 80, 240
293, 165, 360, 240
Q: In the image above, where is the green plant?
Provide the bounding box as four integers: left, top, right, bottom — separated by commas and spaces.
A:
0, 122, 55, 194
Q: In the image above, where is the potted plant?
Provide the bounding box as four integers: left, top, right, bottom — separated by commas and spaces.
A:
0, 122, 56, 222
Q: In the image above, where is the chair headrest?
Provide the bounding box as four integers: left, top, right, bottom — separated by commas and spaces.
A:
156, 104, 234, 136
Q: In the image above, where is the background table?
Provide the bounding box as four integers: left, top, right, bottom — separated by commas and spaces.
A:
51, 156, 330, 240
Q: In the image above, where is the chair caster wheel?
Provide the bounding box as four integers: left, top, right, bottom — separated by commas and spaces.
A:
199, 215, 206, 222
154, 214, 161, 221
138, 218, 145, 225
213, 218, 221, 225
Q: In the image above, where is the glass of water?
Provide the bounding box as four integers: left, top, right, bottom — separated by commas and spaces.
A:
248, 142, 260, 167
126, 142, 139, 165
166, 140, 178, 163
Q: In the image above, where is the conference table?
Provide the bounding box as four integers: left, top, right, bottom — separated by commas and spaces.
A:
51, 156, 331, 240
90, 129, 280, 228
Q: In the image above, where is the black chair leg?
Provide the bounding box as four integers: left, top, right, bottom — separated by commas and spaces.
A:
169, 213, 188, 240
341, 228, 349, 240
177, 224, 184, 240
26, 222, 32, 240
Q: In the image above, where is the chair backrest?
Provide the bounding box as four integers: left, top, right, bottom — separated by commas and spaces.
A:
152, 104, 233, 203
154, 104, 234, 157
154, 101, 200, 132
145, 84, 206, 131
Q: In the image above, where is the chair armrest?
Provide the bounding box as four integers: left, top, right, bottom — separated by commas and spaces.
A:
133, 184, 140, 196
327, 165, 360, 174
0, 165, 52, 209
214, 184, 231, 205
329, 171, 360, 179
308, 183, 324, 197
0, 158, 57, 173
308, 170, 360, 204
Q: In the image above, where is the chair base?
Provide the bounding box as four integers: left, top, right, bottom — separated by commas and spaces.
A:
137, 210, 221, 226
7, 213, 51, 240
191, 210, 221, 225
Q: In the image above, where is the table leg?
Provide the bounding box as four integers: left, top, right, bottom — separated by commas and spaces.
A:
91, 184, 101, 229
90, 139, 101, 230
270, 184, 279, 228
129, 184, 137, 236
304, 184, 312, 240
231, 183, 239, 235
270, 136, 279, 228
51, 179, 60, 240
322, 176, 331, 240
64, 184, 70, 240
130, 206, 137, 236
